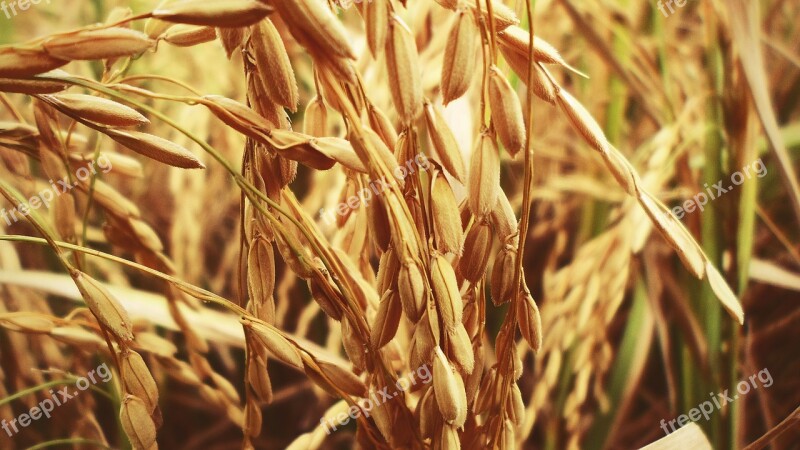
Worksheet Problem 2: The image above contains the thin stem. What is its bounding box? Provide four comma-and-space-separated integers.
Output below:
116, 74, 203, 96
25, 438, 114, 450
484, 0, 499, 63
491, 0, 537, 445
0, 234, 247, 316
0, 380, 70, 407
0, 92, 25, 122
79, 136, 103, 251
0, 376, 113, 407
475, 3, 490, 125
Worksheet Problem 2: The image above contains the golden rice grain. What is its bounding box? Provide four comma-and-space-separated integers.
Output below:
364, 0, 388, 57
460, 220, 493, 282
468, 132, 501, 217
442, 8, 477, 105
491, 189, 518, 240
247, 353, 274, 404
556, 89, 609, 154
162, 25, 218, 47
120, 350, 160, 413
201, 95, 272, 141
303, 95, 328, 137
424, 103, 466, 183
0, 312, 56, 333
50, 326, 107, 350
73, 152, 142, 178
84, 179, 141, 218
368, 104, 399, 150
386, 14, 423, 124
247, 237, 276, 321
308, 273, 345, 321
398, 260, 427, 322
500, 418, 515, 449
449, 323, 475, 375
424, 298, 443, 349
250, 19, 299, 112
244, 319, 303, 369
376, 246, 400, 294
71, 270, 134, 341
471, 0, 519, 31
430, 254, 463, 331
317, 360, 368, 398
0, 47, 67, 78
0, 74, 69, 94
104, 129, 206, 169
54, 193, 76, 242
441, 423, 462, 449
517, 290, 542, 352
433, 346, 467, 427
120, 395, 158, 450
244, 399, 262, 438
273, 227, 314, 279
488, 66, 526, 156
509, 382, 525, 425
44, 28, 154, 61
602, 145, 639, 196
417, 387, 437, 439
371, 289, 401, 349
341, 318, 367, 371
431, 171, 464, 254
127, 218, 164, 253
367, 196, 392, 252
491, 247, 516, 305
497, 25, 585, 76
637, 192, 705, 278
44, 93, 149, 127
217, 27, 245, 58
270, 0, 355, 60
152, 0, 273, 27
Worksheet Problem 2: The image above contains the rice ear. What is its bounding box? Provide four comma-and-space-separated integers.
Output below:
430, 254, 463, 331
370, 289, 402, 349
269, 0, 356, 60
386, 14, 423, 124
425, 103, 466, 183
152, 0, 274, 27
433, 347, 467, 427
43, 28, 154, 61
442, 9, 478, 105
431, 171, 464, 255
71, 270, 134, 342
249, 19, 299, 111
364, 0, 389, 57
44, 93, 149, 127
468, 132, 501, 217
488, 66, 526, 156
0, 47, 67, 78
120, 395, 158, 450
104, 129, 206, 169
